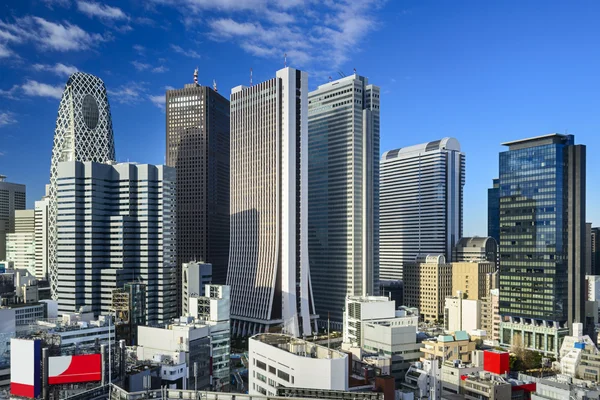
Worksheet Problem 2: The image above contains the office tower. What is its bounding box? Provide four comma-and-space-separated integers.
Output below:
227, 67, 315, 337
307, 74, 380, 324
453, 236, 498, 264
404, 254, 452, 322
0, 175, 26, 260
48, 72, 116, 300
380, 138, 465, 280
587, 223, 593, 275
488, 178, 500, 244
182, 261, 212, 316
452, 261, 496, 300
112, 282, 146, 346
499, 134, 586, 355
592, 227, 600, 275
6, 210, 36, 275
166, 74, 230, 313
55, 161, 176, 325
34, 192, 49, 280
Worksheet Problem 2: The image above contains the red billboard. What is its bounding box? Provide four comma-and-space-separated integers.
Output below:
483, 350, 510, 375
49, 354, 102, 384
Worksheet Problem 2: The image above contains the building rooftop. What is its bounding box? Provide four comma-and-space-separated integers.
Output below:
252, 333, 347, 360
346, 295, 391, 304
455, 236, 496, 249
502, 133, 574, 149
382, 137, 460, 161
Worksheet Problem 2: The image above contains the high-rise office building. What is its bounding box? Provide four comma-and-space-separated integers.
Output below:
404, 254, 452, 323
55, 161, 176, 325
592, 227, 600, 275
48, 72, 116, 300
166, 74, 230, 313
499, 134, 586, 355
307, 74, 380, 324
34, 191, 49, 280
380, 138, 465, 280
227, 67, 316, 337
487, 178, 500, 244
0, 175, 26, 260
6, 210, 36, 275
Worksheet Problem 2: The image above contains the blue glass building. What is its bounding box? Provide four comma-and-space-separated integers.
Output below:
487, 178, 500, 244
498, 134, 586, 355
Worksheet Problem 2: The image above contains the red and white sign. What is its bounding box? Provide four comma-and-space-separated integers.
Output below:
10, 338, 41, 398
49, 354, 102, 384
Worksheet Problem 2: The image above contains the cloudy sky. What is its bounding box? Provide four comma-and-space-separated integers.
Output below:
1, 0, 600, 235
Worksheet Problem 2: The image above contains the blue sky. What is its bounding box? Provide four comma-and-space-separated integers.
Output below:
1, 0, 599, 236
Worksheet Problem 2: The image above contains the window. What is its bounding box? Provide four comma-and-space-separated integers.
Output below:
256, 360, 267, 370
277, 370, 290, 382
269, 366, 276, 374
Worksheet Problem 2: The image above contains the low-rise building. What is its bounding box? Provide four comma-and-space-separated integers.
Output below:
182, 261, 212, 316
420, 331, 476, 366
481, 289, 500, 345
444, 291, 482, 332
249, 333, 349, 396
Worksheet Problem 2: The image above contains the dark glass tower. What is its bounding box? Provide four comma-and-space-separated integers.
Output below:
487, 178, 500, 244
166, 78, 230, 314
592, 227, 600, 275
499, 134, 585, 344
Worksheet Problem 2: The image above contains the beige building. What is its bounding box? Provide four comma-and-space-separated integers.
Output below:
481, 289, 500, 344
452, 261, 496, 300
404, 254, 452, 323
420, 331, 476, 365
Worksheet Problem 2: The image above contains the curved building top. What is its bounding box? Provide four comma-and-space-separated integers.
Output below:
382, 137, 460, 161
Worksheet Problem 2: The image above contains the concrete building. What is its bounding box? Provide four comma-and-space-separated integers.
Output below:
166, 74, 230, 309
404, 254, 452, 322
453, 236, 498, 265
249, 333, 349, 396
380, 138, 465, 280
481, 289, 501, 344
34, 195, 49, 280
343, 295, 399, 347
48, 72, 116, 301
227, 67, 315, 337
444, 291, 482, 333
6, 210, 36, 276
420, 331, 476, 366
182, 261, 212, 316
588, 275, 600, 308
55, 161, 177, 325
0, 175, 26, 260
307, 74, 380, 325
452, 261, 496, 301
499, 134, 587, 353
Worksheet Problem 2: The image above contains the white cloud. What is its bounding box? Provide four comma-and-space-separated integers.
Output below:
152, 66, 169, 73
170, 44, 201, 59
0, 43, 12, 58
21, 80, 64, 99
76, 1, 128, 20
41, 0, 71, 9
108, 82, 147, 104
165, 85, 175, 90
32, 63, 78, 77
133, 44, 145, 54
148, 94, 165, 109
264, 10, 295, 24
0, 112, 16, 127
131, 61, 151, 71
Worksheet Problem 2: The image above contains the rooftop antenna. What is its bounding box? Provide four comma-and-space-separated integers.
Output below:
284, 53, 287, 68
353, 67, 357, 75
250, 68, 253, 87
213, 79, 218, 92
328, 76, 332, 82
193, 67, 198, 86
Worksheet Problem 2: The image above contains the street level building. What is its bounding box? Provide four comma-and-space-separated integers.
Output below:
227, 67, 316, 337
380, 138, 465, 280
307, 74, 380, 324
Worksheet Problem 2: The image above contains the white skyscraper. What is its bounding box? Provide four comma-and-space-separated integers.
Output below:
34, 191, 50, 280
48, 72, 116, 300
55, 161, 176, 325
308, 74, 380, 324
227, 67, 316, 337
380, 138, 465, 280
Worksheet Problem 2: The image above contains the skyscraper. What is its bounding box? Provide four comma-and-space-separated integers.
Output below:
591, 227, 600, 275
307, 74, 380, 324
498, 134, 586, 355
380, 138, 465, 280
55, 161, 176, 325
166, 73, 230, 314
48, 72, 116, 300
6, 210, 35, 275
227, 67, 316, 337
487, 178, 500, 244
0, 175, 26, 260
34, 191, 49, 280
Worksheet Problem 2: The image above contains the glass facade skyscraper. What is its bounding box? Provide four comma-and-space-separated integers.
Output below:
499, 134, 586, 355
487, 178, 500, 244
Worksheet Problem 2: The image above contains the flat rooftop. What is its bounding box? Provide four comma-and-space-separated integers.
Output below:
252, 333, 346, 360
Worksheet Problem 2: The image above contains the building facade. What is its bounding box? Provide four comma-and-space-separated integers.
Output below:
227, 67, 315, 337
55, 161, 176, 325
592, 227, 600, 275
404, 254, 452, 323
380, 138, 465, 280
452, 261, 496, 300
182, 261, 212, 316
307, 74, 380, 324
445, 292, 482, 332
453, 236, 498, 264
166, 78, 230, 311
6, 210, 36, 276
481, 289, 501, 344
34, 195, 49, 280
0, 175, 26, 260
488, 178, 500, 245
499, 134, 586, 354
48, 72, 116, 300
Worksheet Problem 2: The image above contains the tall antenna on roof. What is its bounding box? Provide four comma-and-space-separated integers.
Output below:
193, 67, 198, 86
250, 68, 253, 87
213, 79, 218, 92
284, 53, 287, 68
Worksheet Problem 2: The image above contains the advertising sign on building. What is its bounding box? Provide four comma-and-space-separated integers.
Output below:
49, 354, 102, 384
10, 338, 41, 398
